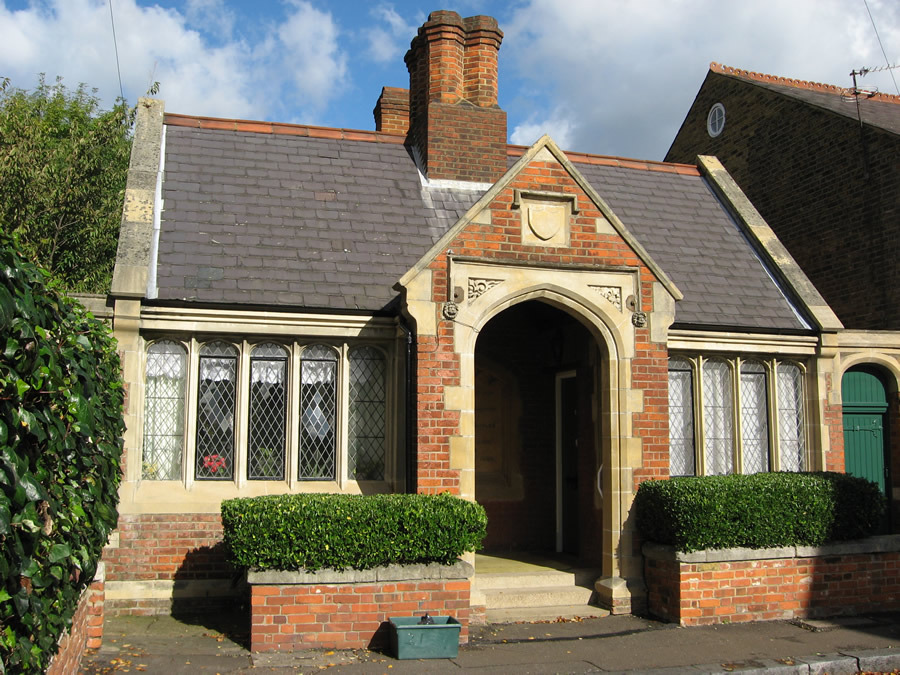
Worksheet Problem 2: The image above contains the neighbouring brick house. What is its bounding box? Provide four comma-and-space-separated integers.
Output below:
102, 12, 895, 619
666, 62, 900, 527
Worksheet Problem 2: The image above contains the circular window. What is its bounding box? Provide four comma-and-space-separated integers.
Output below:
707, 102, 726, 137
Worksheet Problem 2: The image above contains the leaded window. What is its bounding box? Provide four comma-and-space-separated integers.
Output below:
668, 357, 695, 477
349, 346, 387, 480
196, 341, 238, 480
142, 340, 186, 480
740, 361, 769, 474
672, 355, 807, 477
778, 363, 806, 472
703, 359, 734, 475
248, 343, 288, 480
141, 337, 392, 485
299, 344, 338, 480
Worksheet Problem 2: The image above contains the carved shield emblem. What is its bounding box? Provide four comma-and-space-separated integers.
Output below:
528, 205, 563, 241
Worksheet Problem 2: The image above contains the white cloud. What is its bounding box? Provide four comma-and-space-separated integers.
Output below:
510, 109, 575, 149
366, 4, 419, 65
503, 0, 900, 159
185, 0, 236, 41
0, 0, 348, 122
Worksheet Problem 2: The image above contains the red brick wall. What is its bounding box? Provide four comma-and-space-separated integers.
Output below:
666, 70, 900, 329
250, 578, 471, 651
47, 578, 104, 675
645, 544, 900, 625
824, 371, 845, 473
103, 513, 233, 614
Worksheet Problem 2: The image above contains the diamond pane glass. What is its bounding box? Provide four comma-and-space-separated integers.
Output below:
248, 343, 287, 480
778, 363, 806, 472
142, 340, 186, 480
668, 358, 695, 476
740, 362, 769, 474
196, 341, 236, 480
299, 345, 337, 480
349, 346, 386, 481
703, 359, 734, 475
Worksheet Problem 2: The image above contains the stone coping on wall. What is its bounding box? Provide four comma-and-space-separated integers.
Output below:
643, 534, 900, 563
246, 559, 474, 586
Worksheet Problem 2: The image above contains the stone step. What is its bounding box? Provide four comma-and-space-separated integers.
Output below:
472, 569, 581, 591
486, 604, 609, 624
479, 584, 595, 610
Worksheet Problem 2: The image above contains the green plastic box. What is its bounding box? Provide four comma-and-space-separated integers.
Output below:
389, 616, 461, 659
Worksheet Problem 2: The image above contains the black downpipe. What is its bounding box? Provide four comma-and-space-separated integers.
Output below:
401, 320, 417, 494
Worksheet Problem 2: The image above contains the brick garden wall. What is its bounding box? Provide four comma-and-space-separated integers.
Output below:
248, 562, 473, 651
103, 513, 234, 614
46, 575, 105, 675
644, 537, 900, 625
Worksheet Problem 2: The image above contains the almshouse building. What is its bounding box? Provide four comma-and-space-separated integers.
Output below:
102, 11, 898, 618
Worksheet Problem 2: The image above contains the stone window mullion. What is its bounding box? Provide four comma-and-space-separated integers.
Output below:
184, 337, 200, 488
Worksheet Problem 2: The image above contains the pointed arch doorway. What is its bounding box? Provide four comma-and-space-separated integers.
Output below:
474, 300, 603, 564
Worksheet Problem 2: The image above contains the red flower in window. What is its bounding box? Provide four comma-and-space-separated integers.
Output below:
203, 454, 227, 473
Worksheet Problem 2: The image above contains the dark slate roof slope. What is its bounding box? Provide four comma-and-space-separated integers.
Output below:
574, 161, 806, 330
155, 119, 807, 330
712, 63, 900, 136
157, 124, 480, 310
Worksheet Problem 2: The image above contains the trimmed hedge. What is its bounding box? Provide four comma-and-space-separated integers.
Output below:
221, 492, 487, 571
635, 472, 884, 553
0, 233, 125, 673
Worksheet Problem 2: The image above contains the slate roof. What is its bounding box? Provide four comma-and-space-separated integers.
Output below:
154, 116, 808, 331
711, 63, 900, 136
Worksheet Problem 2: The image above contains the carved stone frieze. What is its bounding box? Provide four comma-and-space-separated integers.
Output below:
588, 285, 623, 311
468, 278, 503, 301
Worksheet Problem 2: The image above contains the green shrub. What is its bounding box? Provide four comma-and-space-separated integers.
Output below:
221, 492, 487, 571
634, 472, 884, 553
0, 233, 125, 673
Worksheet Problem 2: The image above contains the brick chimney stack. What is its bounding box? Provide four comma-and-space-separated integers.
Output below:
404, 11, 507, 183
373, 86, 410, 136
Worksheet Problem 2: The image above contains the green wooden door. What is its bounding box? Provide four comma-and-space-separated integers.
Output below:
842, 368, 889, 503
843, 412, 886, 493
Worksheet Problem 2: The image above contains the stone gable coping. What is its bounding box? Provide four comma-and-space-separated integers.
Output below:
711, 61, 900, 105
697, 155, 843, 332
246, 559, 474, 585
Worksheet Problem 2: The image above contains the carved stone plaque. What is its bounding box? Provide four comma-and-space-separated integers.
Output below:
522, 201, 568, 247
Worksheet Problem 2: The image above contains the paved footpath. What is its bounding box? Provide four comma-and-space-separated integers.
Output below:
80, 611, 900, 674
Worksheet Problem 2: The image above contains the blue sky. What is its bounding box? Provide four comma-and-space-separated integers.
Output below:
2, 0, 898, 160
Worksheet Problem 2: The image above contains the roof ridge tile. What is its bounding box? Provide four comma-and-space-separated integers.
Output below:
165, 112, 701, 176
710, 61, 900, 105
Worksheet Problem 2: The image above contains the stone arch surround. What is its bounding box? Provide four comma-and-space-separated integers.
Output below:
402, 260, 673, 612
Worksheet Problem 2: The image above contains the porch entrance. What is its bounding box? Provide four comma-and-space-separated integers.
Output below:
474, 301, 602, 565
